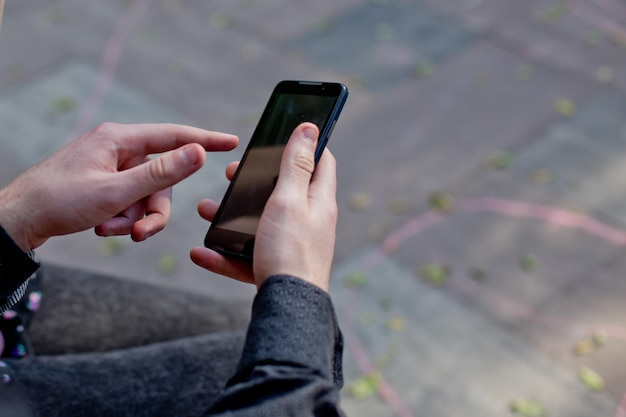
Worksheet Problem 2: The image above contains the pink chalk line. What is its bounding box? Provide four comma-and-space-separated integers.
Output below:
592, 0, 626, 22
349, 196, 626, 415
570, 0, 626, 42
67, 0, 151, 142
616, 392, 626, 417
342, 290, 416, 417
458, 197, 626, 246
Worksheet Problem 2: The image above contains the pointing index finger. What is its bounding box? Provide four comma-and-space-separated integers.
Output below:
100, 123, 239, 156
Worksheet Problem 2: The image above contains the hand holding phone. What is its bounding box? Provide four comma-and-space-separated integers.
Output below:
202, 80, 348, 261
191, 123, 338, 291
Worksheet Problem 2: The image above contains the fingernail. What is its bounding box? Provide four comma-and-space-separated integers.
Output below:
302, 127, 317, 143
180, 145, 199, 166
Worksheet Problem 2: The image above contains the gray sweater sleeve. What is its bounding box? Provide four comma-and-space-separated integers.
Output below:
204, 275, 344, 417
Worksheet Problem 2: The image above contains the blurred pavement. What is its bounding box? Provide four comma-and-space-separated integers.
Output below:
1, 0, 625, 415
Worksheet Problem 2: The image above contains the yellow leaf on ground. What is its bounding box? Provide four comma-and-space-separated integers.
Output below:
579, 367, 605, 391
348, 193, 372, 212
554, 98, 576, 117
347, 372, 381, 400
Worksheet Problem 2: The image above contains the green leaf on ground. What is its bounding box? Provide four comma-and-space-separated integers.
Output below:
510, 398, 547, 416
554, 98, 576, 117
157, 253, 178, 275
489, 151, 513, 169
348, 193, 372, 212
573, 338, 595, 356
386, 317, 407, 332
313, 18, 336, 35
415, 59, 436, 78
585, 31, 602, 47
540, 1, 569, 23
53, 96, 77, 113
345, 272, 368, 289
99, 238, 127, 256
347, 371, 381, 400
592, 330, 607, 347
579, 367, 604, 391
428, 191, 454, 212
574, 331, 607, 356
418, 263, 450, 285
209, 12, 230, 29
520, 253, 537, 272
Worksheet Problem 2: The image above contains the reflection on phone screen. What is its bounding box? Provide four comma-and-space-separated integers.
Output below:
213, 93, 336, 235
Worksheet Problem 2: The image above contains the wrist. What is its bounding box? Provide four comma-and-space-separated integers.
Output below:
0, 217, 31, 252
0, 189, 35, 252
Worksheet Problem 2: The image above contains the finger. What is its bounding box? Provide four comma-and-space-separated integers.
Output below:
98, 122, 239, 155
225, 161, 239, 181
130, 187, 172, 241
95, 201, 145, 236
273, 123, 319, 200
116, 143, 205, 207
190, 247, 255, 284
308, 148, 337, 205
198, 198, 220, 222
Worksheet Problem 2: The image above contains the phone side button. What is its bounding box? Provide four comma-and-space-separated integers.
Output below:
327, 119, 337, 138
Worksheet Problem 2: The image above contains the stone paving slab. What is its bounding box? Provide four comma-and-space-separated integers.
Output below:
332, 40, 593, 260
331, 250, 617, 416
287, 0, 474, 92
209, 0, 363, 41
459, 92, 626, 228
445, 0, 626, 92
522, 253, 626, 402
373, 89, 626, 401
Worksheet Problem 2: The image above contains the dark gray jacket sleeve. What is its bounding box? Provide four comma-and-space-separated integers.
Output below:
204, 275, 344, 417
0, 225, 39, 313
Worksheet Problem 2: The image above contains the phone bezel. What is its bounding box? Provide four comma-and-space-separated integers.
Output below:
203, 80, 348, 261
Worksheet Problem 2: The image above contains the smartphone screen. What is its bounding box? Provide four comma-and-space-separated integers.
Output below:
204, 80, 348, 260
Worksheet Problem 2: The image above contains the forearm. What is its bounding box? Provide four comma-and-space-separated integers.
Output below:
204, 275, 344, 417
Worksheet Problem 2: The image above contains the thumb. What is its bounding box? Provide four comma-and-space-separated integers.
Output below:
273, 123, 319, 198
118, 144, 206, 201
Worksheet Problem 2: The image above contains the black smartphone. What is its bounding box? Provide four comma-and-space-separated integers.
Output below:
204, 80, 349, 260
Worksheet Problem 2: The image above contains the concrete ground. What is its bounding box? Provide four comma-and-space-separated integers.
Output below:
1, 0, 625, 415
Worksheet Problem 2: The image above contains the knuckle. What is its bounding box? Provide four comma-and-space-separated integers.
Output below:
266, 193, 291, 212
91, 122, 120, 136
292, 152, 315, 176
147, 157, 170, 183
